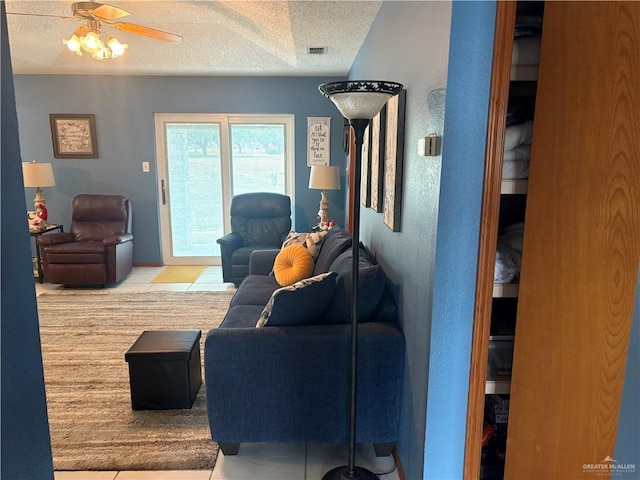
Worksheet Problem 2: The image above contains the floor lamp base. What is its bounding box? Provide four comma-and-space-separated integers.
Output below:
322, 465, 380, 480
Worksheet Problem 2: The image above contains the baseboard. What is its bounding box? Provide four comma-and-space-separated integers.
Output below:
133, 262, 164, 267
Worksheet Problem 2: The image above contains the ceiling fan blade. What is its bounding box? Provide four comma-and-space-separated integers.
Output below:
91, 3, 129, 21
110, 22, 183, 43
6, 12, 78, 21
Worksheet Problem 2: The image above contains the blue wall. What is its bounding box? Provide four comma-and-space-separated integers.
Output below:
426, 2, 496, 478
351, 1, 496, 478
1, 4, 54, 479
348, 2, 452, 479
13, 75, 347, 264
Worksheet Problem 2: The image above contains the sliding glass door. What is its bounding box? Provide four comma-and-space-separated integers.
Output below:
154, 114, 294, 265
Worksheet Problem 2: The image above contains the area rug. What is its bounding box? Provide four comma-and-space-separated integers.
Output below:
37, 290, 235, 471
151, 266, 207, 283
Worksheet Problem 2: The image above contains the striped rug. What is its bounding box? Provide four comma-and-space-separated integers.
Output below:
37, 290, 235, 471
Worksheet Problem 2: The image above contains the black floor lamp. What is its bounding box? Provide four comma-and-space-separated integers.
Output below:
318, 80, 403, 480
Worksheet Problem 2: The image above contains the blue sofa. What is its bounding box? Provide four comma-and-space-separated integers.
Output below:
204, 227, 405, 456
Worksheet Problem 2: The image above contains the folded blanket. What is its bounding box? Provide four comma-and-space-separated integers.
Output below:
502, 159, 529, 180
515, 15, 543, 38
494, 222, 525, 283
495, 244, 518, 284
501, 222, 525, 252
512, 37, 541, 66
504, 121, 533, 151
504, 144, 531, 162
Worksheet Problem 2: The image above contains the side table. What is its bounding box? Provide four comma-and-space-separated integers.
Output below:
30, 224, 63, 283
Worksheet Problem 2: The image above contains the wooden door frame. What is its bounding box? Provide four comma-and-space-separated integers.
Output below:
463, 2, 516, 478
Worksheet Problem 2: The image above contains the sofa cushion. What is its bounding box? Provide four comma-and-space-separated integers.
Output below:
281, 230, 328, 261
220, 305, 266, 328
323, 247, 386, 324
313, 226, 352, 275
273, 244, 314, 286
256, 272, 338, 327
230, 275, 280, 307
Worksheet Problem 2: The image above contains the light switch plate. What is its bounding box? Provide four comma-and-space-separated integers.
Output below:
142, 162, 150, 172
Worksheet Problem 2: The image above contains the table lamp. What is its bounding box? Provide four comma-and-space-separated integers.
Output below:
318, 80, 403, 480
308, 165, 340, 228
22, 160, 56, 230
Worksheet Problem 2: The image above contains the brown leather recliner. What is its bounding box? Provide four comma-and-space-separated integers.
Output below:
37, 194, 133, 286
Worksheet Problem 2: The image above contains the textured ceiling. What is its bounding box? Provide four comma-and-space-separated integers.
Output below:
5, 0, 381, 76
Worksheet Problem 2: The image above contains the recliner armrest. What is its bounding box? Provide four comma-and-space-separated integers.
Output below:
249, 249, 280, 276
103, 233, 133, 246
36, 232, 75, 247
217, 232, 243, 250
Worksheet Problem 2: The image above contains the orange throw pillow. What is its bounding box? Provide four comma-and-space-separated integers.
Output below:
273, 244, 314, 286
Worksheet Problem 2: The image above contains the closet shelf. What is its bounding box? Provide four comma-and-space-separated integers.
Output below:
493, 283, 519, 298
485, 376, 511, 394
501, 179, 528, 194
510, 65, 538, 81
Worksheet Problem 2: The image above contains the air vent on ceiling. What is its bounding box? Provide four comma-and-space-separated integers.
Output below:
307, 46, 328, 55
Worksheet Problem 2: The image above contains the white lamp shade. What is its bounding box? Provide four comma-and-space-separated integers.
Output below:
22, 161, 56, 187
318, 80, 404, 120
327, 92, 395, 120
309, 165, 340, 190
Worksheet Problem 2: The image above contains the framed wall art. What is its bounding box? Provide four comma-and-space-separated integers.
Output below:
370, 107, 386, 213
383, 89, 406, 232
360, 122, 372, 207
50, 114, 98, 159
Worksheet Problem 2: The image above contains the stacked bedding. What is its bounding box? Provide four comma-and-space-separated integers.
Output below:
494, 222, 524, 284
503, 120, 533, 179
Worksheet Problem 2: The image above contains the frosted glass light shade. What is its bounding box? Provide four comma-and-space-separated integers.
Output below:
318, 81, 403, 120
22, 161, 56, 187
309, 165, 340, 190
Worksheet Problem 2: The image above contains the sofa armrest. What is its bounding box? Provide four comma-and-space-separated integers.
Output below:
249, 249, 280, 276
204, 321, 405, 445
103, 232, 133, 246
36, 232, 75, 247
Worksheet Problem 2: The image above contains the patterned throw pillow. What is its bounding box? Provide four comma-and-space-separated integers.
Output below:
256, 271, 338, 327
281, 230, 328, 261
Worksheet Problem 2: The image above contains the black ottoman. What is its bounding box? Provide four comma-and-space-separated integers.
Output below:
125, 329, 202, 410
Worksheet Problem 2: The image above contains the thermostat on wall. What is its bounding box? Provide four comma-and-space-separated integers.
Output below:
417, 133, 438, 156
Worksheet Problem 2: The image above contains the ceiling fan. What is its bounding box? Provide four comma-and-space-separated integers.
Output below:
8, 2, 182, 60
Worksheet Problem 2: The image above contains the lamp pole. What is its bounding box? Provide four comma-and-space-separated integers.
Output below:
319, 81, 402, 480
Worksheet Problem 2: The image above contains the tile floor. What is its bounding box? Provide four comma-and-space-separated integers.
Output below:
36, 266, 401, 480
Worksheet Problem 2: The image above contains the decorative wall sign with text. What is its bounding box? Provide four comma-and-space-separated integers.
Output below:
307, 117, 331, 166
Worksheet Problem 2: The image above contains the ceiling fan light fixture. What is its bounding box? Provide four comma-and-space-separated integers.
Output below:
107, 37, 127, 57
83, 31, 101, 50
63, 34, 83, 54
62, 26, 127, 61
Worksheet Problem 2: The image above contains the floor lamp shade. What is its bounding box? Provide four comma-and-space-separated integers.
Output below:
318, 81, 402, 480
309, 165, 340, 226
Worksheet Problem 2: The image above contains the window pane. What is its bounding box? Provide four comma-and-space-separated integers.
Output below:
230, 124, 286, 196
166, 123, 222, 257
